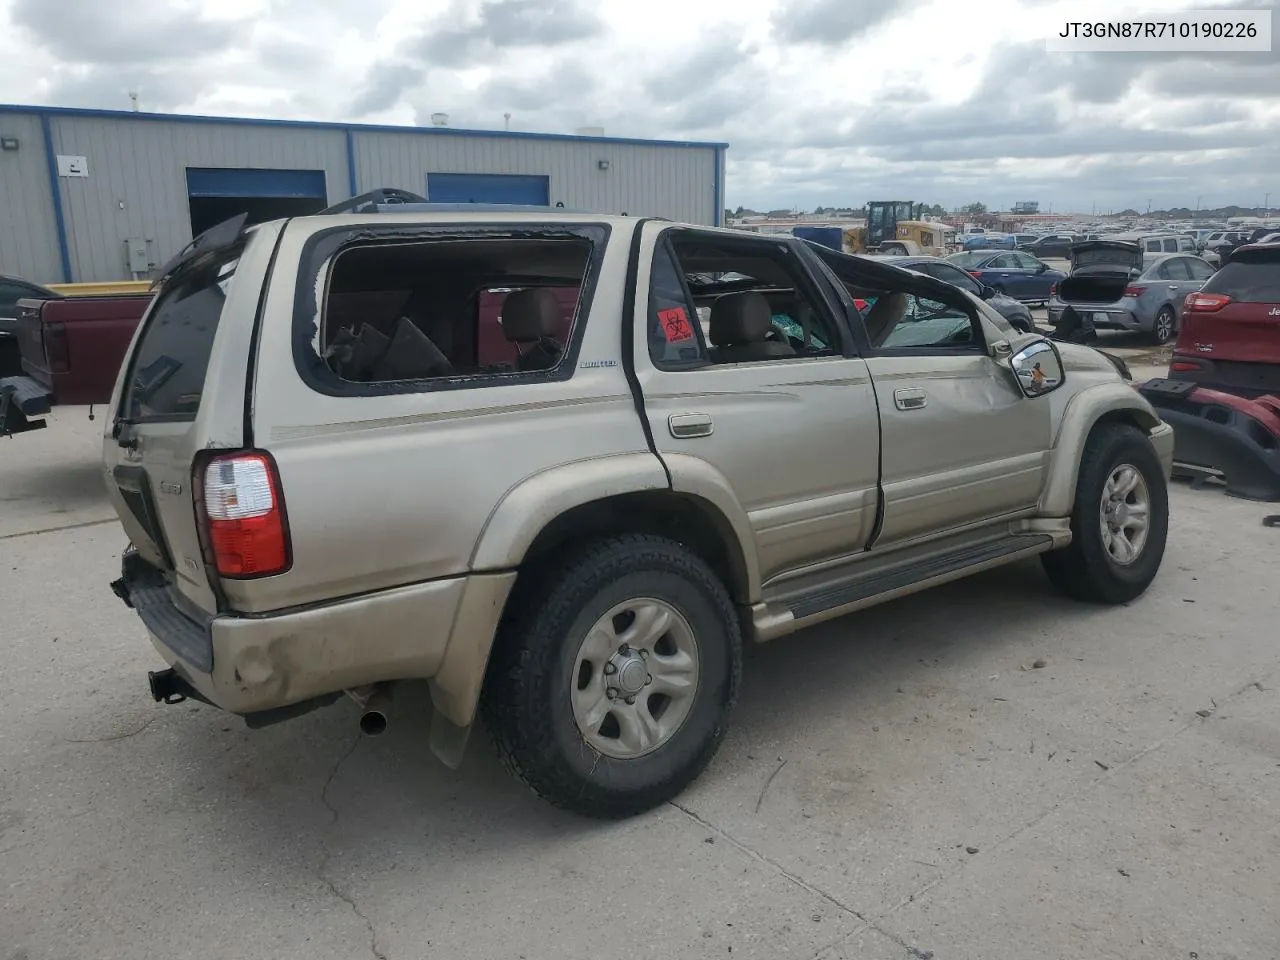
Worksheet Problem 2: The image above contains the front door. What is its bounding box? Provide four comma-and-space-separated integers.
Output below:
632, 225, 881, 583
858, 292, 1052, 547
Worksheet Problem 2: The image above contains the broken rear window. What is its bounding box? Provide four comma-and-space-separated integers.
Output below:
317, 235, 594, 385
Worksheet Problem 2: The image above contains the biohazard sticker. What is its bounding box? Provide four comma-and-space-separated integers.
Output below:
658, 306, 694, 343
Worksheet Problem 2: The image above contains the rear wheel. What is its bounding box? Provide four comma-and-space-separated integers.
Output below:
1151, 306, 1176, 345
482, 534, 742, 818
1042, 423, 1168, 604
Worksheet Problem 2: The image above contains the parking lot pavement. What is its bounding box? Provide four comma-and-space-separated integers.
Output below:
3, 407, 1279, 960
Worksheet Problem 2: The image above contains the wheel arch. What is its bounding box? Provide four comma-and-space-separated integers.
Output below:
429, 457, 756, 736
1040, 385, 1164, 516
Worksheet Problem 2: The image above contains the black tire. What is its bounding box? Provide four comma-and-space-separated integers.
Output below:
1151, 306, 1176, 345
1041, 423, 1169, 604
481, 534, 742, 818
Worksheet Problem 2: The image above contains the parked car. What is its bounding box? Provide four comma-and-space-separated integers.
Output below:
947, 250, 1065, 303
879, 254, 1034, 331
1201, 231, 1250, 266
105, 196, 1173, 818
0, 275, 63, 378
0, 292, 152, 434
1011, 233, 1040, 248
1108, 232, 1199, 268
1169, 243, 1280, 397
960, 232, 996, 250
1020, 234, 1079, 259
1048, 245, 1215, 345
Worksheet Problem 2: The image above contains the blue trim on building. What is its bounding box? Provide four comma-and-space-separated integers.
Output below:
426, 172, 550, 205
186, 167, 328, 198
713, 147, 725, 226
0, 103, 729, 151
344, 128, 358, 197
38, 112, 73, 283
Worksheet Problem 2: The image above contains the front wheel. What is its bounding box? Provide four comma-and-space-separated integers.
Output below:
481, 534, 742, 818
1151, 306, 1176, 345
1041, 423, 1169, 604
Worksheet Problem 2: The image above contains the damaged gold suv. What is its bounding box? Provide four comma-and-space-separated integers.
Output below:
104, 192, 1174, 818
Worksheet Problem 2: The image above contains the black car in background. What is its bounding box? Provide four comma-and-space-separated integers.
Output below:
0, 274, 63, 377
879, 255, 1035, 332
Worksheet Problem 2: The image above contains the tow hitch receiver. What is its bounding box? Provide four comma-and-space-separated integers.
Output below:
148, 668, 209, 706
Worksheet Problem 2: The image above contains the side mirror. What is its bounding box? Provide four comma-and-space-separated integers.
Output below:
1009, 338, 1064, 398
1036, 263, 1048, 273
979, 284, 996, 300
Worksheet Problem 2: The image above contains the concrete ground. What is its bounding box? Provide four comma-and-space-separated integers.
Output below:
3, 394, 1278, 960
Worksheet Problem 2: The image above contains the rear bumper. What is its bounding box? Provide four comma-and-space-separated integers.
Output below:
1138, 379, 1280, 501
0, 375, 52, 434
1047, 304, 1142, 330
112, 551, 516, 719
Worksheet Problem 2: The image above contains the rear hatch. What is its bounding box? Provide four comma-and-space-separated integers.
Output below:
103, 214, 280, 619
1059, 240, 1142, 305
1176, 246, 1280, 382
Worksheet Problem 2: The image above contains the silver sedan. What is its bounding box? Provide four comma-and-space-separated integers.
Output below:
1047, 253, 1216, 345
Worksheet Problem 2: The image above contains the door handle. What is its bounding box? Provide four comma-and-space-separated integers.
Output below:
669, 413, 713, 438
894, 388, 927, 411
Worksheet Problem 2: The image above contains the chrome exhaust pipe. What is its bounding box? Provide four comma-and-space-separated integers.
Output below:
355, 684, 392, 736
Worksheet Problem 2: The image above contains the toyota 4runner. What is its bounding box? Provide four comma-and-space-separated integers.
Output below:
104, 194, 1175, 818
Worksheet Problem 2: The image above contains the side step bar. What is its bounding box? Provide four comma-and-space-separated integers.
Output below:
752, 533, 1055, 642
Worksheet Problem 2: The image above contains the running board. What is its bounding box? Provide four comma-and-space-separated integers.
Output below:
751, 533, 1054, 642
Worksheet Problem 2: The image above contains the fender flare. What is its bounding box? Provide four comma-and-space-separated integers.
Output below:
468, 452, 670, 571
430, 452, 759, 733
1040, 382, 1162, 516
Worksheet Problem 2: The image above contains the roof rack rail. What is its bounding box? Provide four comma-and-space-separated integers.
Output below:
320, 188, 428, 214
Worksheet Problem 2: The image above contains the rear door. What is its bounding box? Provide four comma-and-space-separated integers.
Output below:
983, 253, 1021, 295
633, 225, 881, 583
103, 220, 282, 615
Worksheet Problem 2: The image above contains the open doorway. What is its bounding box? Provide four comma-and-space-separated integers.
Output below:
186, 167, 328, 236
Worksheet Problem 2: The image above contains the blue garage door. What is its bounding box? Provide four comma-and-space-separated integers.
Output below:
186, 168, 328, 198
427, 172, 550, 205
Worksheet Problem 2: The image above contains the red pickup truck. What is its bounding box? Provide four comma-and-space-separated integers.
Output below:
0, 294, 151, 434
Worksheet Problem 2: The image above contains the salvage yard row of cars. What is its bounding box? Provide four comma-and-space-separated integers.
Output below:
2, 194, 1278, 819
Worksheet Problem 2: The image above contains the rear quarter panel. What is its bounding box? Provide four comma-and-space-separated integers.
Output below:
241, 218, 655, 614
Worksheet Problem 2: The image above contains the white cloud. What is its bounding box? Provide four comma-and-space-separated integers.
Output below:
0, 0, 1275, 212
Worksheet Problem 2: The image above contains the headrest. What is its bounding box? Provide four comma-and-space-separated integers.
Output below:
709, 292, 773, 346
502, 288, 561, 342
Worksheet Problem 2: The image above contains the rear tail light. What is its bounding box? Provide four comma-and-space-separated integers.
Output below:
1122, 286, 1146, 298
968, 272, 983, 280
1170, 361, 1202, 372
853, 298, 868, 311
1184, 292, 1232, 313
200, 452, 290, 578
1049, 283, 1058, 297
43, 321, 69, 373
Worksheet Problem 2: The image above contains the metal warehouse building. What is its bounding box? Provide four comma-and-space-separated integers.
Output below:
0, 104, 727, 284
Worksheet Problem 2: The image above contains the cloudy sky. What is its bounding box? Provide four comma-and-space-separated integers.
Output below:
0, 0, 1276, 213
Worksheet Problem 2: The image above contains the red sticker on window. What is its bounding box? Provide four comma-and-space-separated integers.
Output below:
658, 306, 694, 343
